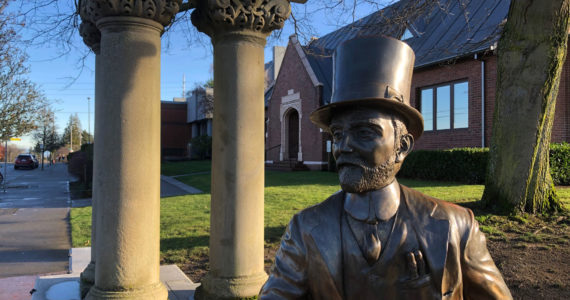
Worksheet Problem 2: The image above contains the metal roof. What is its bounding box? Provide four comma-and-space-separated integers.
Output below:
301, 0, 509, 104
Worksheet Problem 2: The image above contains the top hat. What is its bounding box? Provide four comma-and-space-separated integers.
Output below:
310, 35, 424, 139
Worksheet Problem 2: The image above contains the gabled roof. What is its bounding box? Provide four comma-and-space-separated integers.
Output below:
308, 0, 508, 67
296, 0, 509, 105
302, 46, 333, 106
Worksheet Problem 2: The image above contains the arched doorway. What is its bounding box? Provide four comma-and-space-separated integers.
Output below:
287, 109, 299, 159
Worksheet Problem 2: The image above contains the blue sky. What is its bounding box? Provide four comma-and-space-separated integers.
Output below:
9, 1, 385, 149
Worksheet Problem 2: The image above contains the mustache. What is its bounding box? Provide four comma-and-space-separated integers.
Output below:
335, 156, 367, 169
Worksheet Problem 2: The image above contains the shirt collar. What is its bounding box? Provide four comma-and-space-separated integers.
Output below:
344, 180, 401, 223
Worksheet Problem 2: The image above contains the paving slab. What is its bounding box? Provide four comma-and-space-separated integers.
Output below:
0, 275, 37, 300
31, 247, 199, 300
160, 175, 203, 196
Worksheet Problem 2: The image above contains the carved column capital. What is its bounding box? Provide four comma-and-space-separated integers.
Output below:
79, 0, 182, 28
191, 0, 291, 40
79, 21, 101, 54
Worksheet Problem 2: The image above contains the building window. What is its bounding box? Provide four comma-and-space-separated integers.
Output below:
420, 81, 469, 131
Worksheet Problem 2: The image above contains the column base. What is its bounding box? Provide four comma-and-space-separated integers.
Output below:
85, 281, 167, 300
80, 261, 96, 299
196, 271, 268, 300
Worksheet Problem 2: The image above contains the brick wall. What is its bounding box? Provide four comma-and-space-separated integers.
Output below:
412, 54, 569, 150
266, 41, 326, 168
161, 102, 191, 158
267, 48, 570, 160
411, 57, 486, 150
552, 54, 570, 143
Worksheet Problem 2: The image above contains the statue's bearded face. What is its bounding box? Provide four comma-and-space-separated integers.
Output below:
330, 108, 399, 193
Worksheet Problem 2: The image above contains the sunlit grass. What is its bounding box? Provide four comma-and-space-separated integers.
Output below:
70, 167, 570, 270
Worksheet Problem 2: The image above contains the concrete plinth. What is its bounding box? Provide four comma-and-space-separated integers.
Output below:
31, 248, 198, 300
85, 16, 166, 300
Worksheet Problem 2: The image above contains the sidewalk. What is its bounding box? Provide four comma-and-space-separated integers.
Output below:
0, 173, 203, 299
0, 247, 199, 300
160, 175, 203, 196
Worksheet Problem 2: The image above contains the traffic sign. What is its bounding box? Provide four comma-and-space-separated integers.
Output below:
10, 137, 21, 141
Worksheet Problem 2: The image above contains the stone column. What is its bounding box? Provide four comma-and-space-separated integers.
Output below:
77, 19, 100, 299
79, 1, 181, 299
191, 1, 292, 298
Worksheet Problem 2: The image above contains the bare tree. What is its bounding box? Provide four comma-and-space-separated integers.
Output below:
482, 0, 569, 214
0, 0, 48, 141
187, 81, 214, 117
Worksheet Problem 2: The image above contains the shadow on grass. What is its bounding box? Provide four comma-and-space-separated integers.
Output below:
160, 227, 288, 253
455, 200, 517, 218
161, 235, 209, 251
265, 225, 287, 243
265, 170, 339, 188
398, 177, 478, 188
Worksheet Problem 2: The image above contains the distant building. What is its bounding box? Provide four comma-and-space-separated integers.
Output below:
265, 0, 569, 170
161, 99, 191, 160
187, 87, 213, 139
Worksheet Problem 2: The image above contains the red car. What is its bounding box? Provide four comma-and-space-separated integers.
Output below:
14, 154, 39, 170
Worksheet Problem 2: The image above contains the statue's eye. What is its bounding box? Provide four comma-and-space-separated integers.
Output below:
356, 128, 374, 139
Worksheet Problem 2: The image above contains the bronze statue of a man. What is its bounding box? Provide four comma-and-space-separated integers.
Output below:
260, 36, 512, 300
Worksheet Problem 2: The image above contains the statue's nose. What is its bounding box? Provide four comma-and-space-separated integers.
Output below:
338, 135, 354, 153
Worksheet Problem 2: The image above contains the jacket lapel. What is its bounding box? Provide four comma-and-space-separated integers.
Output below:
402, 185, 450, 296
309, 192, 345, 299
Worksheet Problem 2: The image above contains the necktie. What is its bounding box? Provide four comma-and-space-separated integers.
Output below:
363, 221, 382, 265
347, 216, 382, 265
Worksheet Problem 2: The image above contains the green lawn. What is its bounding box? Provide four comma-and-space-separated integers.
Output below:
70, 160, 570, 268
72, 166, 544, 267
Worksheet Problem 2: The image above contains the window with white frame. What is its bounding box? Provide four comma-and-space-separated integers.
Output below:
420, 81, 469, 131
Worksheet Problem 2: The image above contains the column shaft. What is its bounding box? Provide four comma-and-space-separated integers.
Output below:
200, 33, 267, 298
86, 16, 166, 300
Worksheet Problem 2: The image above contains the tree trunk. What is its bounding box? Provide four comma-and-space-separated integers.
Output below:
483, 0, 569, 213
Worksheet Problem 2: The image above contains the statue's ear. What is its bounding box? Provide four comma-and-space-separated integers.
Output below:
395, 133, 414, 163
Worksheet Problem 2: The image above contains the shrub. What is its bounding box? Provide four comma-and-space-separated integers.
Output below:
190, 136, 212, 160
398, 144, 570, 185
399, 148, 488, 184
68, 143, 94, 197
550, 142, 570, 185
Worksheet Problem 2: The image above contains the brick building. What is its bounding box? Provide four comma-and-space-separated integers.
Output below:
265, 0, 570, 170
161, 100, 191, 159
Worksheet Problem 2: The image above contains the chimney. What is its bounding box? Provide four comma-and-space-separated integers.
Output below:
272, 46, 286, 81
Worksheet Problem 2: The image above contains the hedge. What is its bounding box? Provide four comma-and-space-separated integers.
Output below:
398, 143, 569, 185
550, 142, 570, 185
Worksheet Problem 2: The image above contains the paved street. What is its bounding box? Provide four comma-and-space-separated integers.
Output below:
0, 163, 72, 278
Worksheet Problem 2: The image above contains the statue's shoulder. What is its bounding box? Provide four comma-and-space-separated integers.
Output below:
291, 190, 344, 230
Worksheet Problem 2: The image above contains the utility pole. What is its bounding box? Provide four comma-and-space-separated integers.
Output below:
87, 97, 92, 144
182, 74, 186, 98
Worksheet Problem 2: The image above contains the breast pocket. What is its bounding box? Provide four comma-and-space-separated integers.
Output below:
399, 274, 441, 300
398, 250, 441, 300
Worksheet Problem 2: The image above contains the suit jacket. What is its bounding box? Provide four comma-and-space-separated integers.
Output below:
260, 185, 512, 300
